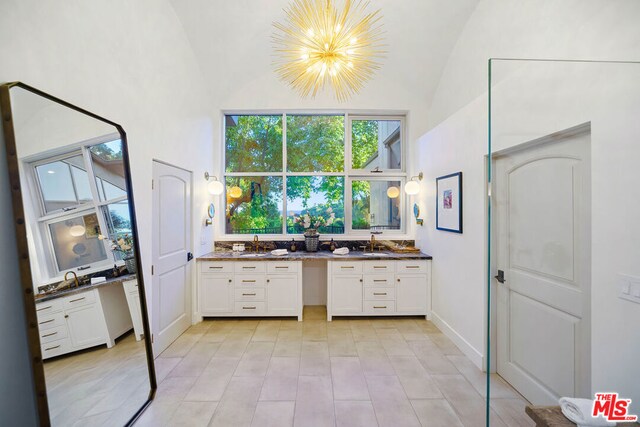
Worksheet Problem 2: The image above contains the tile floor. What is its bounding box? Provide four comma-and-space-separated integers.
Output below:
137, 306, 534, 427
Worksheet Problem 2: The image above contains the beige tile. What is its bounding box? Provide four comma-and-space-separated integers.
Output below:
335, 401, 378, 427
303, 305, 327, 320
294, 376, 335, 427
155, 376, 198, 403
251, 401, 295, 427
234, 342, 274, 377
299, 341, 331, 376
328, 337, 358, 356
490, 398, 535, 427
380, 337, 414, 356
447, 396, 508, 427
273, 340, 302, 357
209, 376, 263, 427
408, 340, 459, 374
410, 399, 464, 426
252, 320, 281, 342
389, 356, 443, 399
331, 357, 370, 400
134, 399, 180, 427
260, 357, 300, 401
167, 401, 218, 427
185, 357, 240, 401
447, 355, 519, 399
215, 336, 251, 357
430, 332, 464, 355
159, 332, 202, 358
169, 342, 220, 378
366, 375, 421, 427
432, 374, 482, 401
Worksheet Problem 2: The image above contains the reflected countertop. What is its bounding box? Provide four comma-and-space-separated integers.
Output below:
35, 273, 138, 303
197, 250, 432, 261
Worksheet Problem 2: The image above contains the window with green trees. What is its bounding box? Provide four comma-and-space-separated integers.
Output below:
224, 114, 405, 235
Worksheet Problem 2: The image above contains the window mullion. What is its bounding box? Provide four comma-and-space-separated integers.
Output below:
282, 113, 287, 235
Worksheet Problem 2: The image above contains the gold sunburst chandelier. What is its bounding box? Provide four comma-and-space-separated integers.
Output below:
273, 0, 384, 101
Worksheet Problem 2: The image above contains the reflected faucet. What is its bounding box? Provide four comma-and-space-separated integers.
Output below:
253, 235, 260, 253
64, 271, 79, 288
370, 234, 376, 252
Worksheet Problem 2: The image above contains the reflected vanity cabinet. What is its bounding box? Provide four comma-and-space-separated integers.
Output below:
35, 284, 133, 359
123, 279, 144, 341
198, 261, 303, 321
327, 259, 431, 321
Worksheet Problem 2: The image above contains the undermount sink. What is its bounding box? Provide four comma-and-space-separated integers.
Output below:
240, 253, 267, 257
362, 252, 389, 256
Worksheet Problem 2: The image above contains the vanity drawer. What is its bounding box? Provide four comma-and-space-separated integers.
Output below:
364, 301, 395, 313
63, 290, 96, 309
364, 288, 395, 301
234, 301, 266, 314
35, 299, 63, 317
41, 339, 70, 359
363, 275, 395, 287
37, 312, 65, 331
235, 274, 266, 287
267, 262, 298, 274
397, 260, 427, 273
234, 288, 266, 301
363, 261, 395, 274
39, 325, 68, 344
235, 262, 266, 273
200, 262, 234, 274
332, 261, 363, 274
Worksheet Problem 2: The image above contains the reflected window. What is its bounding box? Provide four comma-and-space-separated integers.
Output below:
48, 213, 108, 271
352, 180, 402, 232
35, 154, 93, 213
90, 140, 127, 201
286, 176, 344, 234
225, 176, 283, 234
351, 119, 402, 171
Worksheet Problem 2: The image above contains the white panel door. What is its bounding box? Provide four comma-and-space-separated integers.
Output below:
331, 275, 363, 314
201, 275, 233, 314
152, 161, 192, 356
266, 275, 298, 315
495, 128, 591, 405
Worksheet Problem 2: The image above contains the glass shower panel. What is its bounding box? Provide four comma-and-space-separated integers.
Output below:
487, 60, 640, 425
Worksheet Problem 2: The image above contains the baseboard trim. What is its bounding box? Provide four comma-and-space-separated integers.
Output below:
431, 310, 484, 370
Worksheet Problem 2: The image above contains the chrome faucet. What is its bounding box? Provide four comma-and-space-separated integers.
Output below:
64, 271, 80, 288
253, 235, 260, 253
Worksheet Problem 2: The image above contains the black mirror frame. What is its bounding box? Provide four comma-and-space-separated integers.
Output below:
0, 82, 156, 426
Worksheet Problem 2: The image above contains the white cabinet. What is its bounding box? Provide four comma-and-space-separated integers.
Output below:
396, 275, 427, 313
201, 275, 233, 314
35, 282, 133, 359
328, 259, 431, 320
198, 260, 302, 320
266, 275, 299, 316
331, 275, 363, 314
123, 279, 144, 341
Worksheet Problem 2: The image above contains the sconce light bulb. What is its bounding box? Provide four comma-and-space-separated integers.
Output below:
229, 186, 243, 199
404, 180, 420, 196
208, 180, 224, 195
386, 186, 400, 199
69, 224, 86, 237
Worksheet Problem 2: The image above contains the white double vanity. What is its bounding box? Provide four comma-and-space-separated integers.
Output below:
197, 252, 432, 321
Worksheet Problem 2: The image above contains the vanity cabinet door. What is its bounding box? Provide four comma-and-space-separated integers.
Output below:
396, 275, 427, 313
65, 304, 106, 348
331, 275, 363, 314
201, 275, 233, 314
266, 275, 298, 316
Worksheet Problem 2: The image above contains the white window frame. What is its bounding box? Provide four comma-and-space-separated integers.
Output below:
25, 133, 128, 280
219, 111, 409, 240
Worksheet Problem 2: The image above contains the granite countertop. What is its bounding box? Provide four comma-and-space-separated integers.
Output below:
197, 250, 432, 261
35, 273, 138, 303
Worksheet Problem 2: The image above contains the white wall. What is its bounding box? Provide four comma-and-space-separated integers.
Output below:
0, 0, 215, 349
416, 0, 640, 406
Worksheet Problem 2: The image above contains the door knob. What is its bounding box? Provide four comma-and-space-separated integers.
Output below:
494, 270, 506, 284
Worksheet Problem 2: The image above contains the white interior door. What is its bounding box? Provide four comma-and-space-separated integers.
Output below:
152, 161, 192, 356
495, 126, 591, 405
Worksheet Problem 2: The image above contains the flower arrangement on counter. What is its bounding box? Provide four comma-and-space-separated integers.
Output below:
293, 207, 336, 236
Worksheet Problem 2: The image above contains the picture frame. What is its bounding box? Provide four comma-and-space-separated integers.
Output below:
436, 172, 463, 233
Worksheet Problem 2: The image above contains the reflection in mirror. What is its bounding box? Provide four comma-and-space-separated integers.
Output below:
5, 84, 154, 426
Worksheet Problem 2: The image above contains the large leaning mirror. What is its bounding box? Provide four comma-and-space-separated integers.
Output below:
0, 82, 155, 426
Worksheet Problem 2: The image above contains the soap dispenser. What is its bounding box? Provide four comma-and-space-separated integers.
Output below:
290, 239, 297, 252
329, 238, 336, 251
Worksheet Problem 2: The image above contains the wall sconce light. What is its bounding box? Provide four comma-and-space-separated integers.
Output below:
386, 186, 400, 199
404, 172, 423, 195
205, 172, 224, 195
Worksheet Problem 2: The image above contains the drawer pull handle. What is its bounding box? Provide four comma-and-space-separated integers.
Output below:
37, 305, 52, 311
373, 306, 387, 309
373, 279, 387, 282
340, 266, 354, 269
406, 266, 420, 269
373, 292, 387, 296
275, 266, 288, 269
39, 319, 55, 325
242, 267, 256, 270
42, 332, 58, 338
69, 297, 85, 303
209, 266, 223, 269
45, 345, 61, 351
373, 266, 387, 269
242, 293, 256, 296
243, 306, 257, 310
242, 280, 256, 283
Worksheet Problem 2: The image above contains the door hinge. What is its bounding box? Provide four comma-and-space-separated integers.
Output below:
152, 179, 154, 190
151, 265, 154, 275
151, 334, 154, 344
